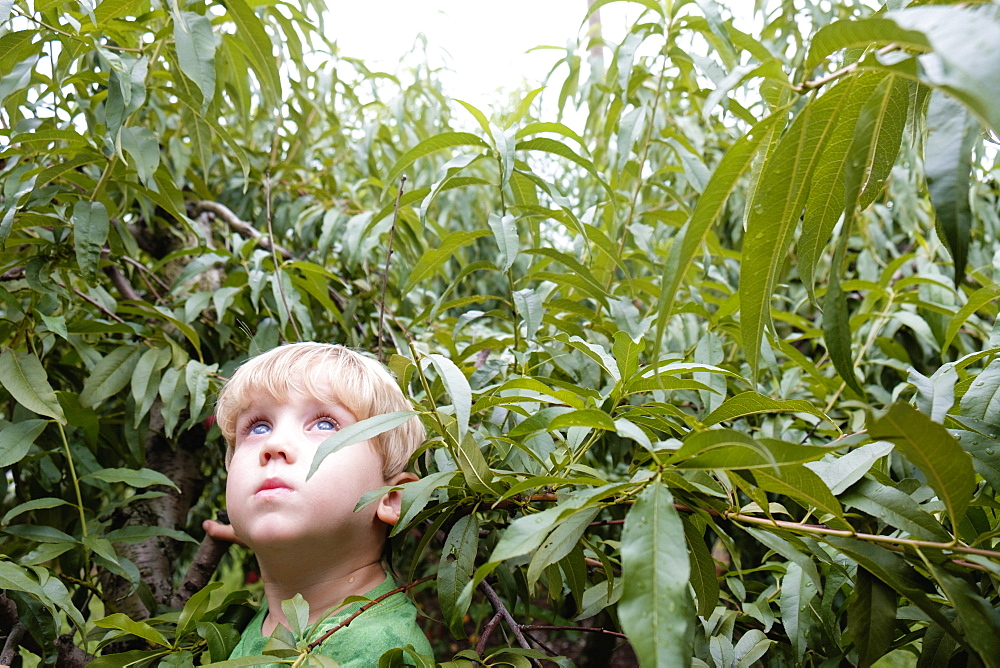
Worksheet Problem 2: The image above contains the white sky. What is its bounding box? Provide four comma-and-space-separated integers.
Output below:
325, 0, 647, 109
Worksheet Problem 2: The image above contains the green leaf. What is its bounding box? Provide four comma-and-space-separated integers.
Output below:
701, 391, 834, 429
4, 524, 77, 543
487, 212, 519, 272
219, 0, 280, 105
173, 10, 218, 109
103, 525, 199, 544
515, 137, 611, 195
386, 132, 489, 188
72, 200, 112, 283
841, 478, 951, 542
868, 403, 975, 533
549, 409, 616, 432
426, 354, 471, 445
0, 418, 48, 468
683, 516, 720, 617
0, 350, 66, 423
926, 561, 1000, 665
804, 17, 929, 75
120, 126, 161, 187
889, 4, 1000, 133
740, 77, 857, 380
804, 441, 893, 495
403, 229, 491, 293
780, 561, 819, 661
307, 411, 418, 479
526, 507, 599, 588
822, 248, 863, 396
94, 612, 171, 648
619, 482, 693, 668
454, 433, 497, 496
281, 593, 309, 638
849, 568, 898, 668
439, 514, 479, 636
908, 365, 956, 424
83, 467, 180, 491
1, 496, 69, 524
752, 464, 847, 526
197, 621, 241, 663
943, 285, 1000, 352
80, 345, 142, 407
924, 90, 979, 284
959, 358, 1000, 429
672, 430, 837, 470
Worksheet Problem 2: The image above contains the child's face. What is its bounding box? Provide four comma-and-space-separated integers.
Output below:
225, 390, 388, 551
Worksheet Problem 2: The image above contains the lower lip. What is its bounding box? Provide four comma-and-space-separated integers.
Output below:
255, 487, 294, 499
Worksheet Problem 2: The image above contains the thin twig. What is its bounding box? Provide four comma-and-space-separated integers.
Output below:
521, 624, 628, 640
478, 580, 534, 654
306, 576, 435, 651
58, 283, 127, 324
264, 174, 302, 342
794, 43, 901, 92
725, 512, 1000, 560
191, 200, 293, 259
378, 175, 406, 363
476, 611, 504, 656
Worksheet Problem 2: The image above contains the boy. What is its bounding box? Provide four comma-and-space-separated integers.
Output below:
206, 342, 432, 664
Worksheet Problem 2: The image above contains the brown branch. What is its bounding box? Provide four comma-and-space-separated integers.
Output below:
0, 621, 26, 666
263, 174, 301, 341
478, 580, 534, 654
60, 283, 127, 324
0, 592, 94, 668
190, 200, 293, 260
476, 611, 504, 656
1, 267, 25, 281
103, 265, 140, 301
169, 516, 233, 608
522, 624, 627, 640
306, 576, 435, 651
378, 176, 406, 362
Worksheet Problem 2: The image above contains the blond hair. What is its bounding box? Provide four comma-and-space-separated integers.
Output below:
215, 343, 424, 478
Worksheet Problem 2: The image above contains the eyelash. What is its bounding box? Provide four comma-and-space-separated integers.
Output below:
238, 414, 340, 435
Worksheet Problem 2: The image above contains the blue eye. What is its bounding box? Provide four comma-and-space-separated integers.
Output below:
315, 419, 338, 431
250, 423, 270, 435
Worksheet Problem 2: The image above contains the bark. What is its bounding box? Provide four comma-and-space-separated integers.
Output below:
98, 404, 206, 618
0, 592, 94, 668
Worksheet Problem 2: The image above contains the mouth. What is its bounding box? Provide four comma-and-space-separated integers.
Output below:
255, 477, 294, 497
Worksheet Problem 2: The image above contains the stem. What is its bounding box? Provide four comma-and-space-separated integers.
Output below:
521, 624, 628, 640
57, 422, 88, 539
479, 580, 534, 654
795, 44, 901, 93
725, 512, 1000, 560
378, 176, 406, 362
476, 612, 504, 656
265, 172, 302, 341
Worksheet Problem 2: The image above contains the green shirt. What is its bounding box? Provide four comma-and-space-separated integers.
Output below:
228, 576, 433, 666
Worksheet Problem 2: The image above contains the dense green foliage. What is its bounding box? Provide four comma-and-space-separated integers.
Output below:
2, 0, 1000, 666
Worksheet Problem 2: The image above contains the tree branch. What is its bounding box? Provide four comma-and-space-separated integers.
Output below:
170, 512, 233, 608
478, 580, 534, 654
190, 200, 293, 260
0, 621, 27, 666
103, 265, 140, 301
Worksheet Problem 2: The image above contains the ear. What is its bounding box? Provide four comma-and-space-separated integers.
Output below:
375, 472, 418, 526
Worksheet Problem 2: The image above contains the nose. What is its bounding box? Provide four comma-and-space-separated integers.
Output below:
259, 428, 297, 465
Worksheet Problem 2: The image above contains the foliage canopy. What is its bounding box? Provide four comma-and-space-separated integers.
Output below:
2, 0, 1000, 666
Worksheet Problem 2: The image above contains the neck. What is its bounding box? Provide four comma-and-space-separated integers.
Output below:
255, 548, 387, 636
